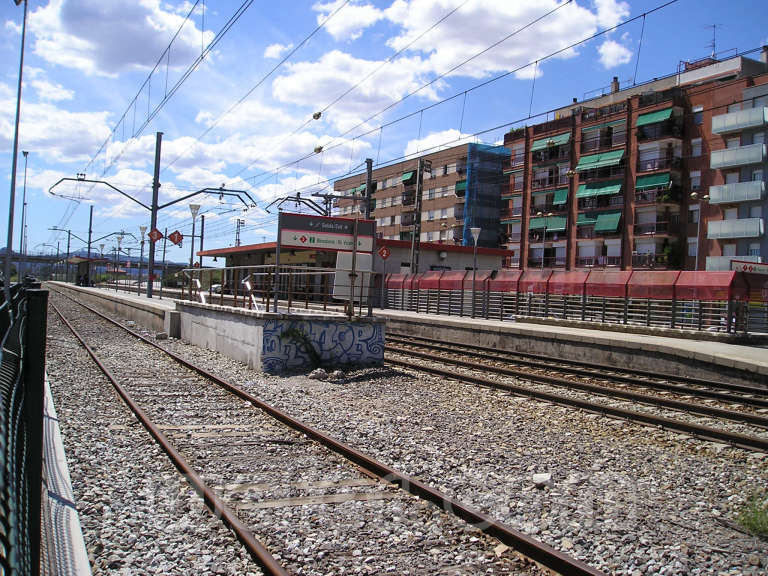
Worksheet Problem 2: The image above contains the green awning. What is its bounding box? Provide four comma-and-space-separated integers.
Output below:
356, 184, 366, 192
635, 172, 671, 191
575, 149, 624, 171
594, 211, 622, 233
552, 188, 568, 205
529, 215, 566, 232
401, 171, 416, 183
636, 108, 673, 127
577, 213, 598, 226
455, 180, 467, 192
500, 217, 521, 224
530, 132, 571, 152
581, 119, 625, 132
503, 168, 524, 175
576, 180, 623, 198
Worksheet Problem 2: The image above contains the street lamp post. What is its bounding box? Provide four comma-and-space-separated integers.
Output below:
189, 204, 201, 267
470, 226, 481, 318
115, 234, 123, 291
138, 225, 147, 295
690, 192, 709, 270
4, 0, 28, 303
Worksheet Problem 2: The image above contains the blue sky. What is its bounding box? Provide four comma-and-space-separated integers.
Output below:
2, 0, 768, 263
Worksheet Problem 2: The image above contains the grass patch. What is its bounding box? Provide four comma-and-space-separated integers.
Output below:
737, 493, 768, 538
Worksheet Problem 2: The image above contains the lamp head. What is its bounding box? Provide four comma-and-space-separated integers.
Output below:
189, 203, 201, 218
139, 225, 147, 237
470, 226, 481, 243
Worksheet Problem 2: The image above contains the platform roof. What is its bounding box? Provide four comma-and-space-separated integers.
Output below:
675, 271, 748, 301
628, 270, 681, 299
548, 270, 590, 296
519, 270, 552, 294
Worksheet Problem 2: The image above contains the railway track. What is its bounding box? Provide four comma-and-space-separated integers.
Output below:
385, 335, 768, 453
47, 289, 603, 576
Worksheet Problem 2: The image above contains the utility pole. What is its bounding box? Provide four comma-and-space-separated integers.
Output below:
87, 204, 93, 284
146, 131, 162, 298
235, 219, 245, 246
364, 158, 373, 220
409, 158, 430, 274
19, 150, 28, 279
65, 230, 71, 283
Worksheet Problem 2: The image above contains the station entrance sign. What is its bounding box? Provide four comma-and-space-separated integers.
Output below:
278, 212, 375, 253
730, 260, 768, 274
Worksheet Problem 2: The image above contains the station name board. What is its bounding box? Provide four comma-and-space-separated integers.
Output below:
278, 212, 376, 253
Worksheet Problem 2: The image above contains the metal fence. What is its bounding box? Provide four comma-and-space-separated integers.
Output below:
1, 281, 48, 575
383, 284, 765, 334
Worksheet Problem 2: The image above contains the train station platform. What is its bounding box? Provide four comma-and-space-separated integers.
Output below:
378, 309, 768, 388
48, 283, 768, 388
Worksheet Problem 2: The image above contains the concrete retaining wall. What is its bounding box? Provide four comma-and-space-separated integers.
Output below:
177, 302, 385, 372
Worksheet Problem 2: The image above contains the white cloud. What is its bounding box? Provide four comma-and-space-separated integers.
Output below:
597, 39, 632, 68
593, 0, 631, 28
313, 0, 384, 41
29, 0, 214, 76
264, 43, 293, 59
403, 129, 474, 158
25, 67, 74, 101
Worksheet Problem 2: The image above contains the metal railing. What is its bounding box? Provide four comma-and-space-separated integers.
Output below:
1, 280, 48, 576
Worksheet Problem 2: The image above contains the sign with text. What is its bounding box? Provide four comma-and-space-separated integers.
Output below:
279, 212, 375, 253
731, 260, 768, 275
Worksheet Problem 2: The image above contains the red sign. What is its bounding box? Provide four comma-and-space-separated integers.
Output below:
378, 246, 391, 260
148, 228, 163, 243
168, 230, 183, 246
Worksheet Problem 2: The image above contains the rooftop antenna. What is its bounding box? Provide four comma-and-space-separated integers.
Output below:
705, 24, 723, 59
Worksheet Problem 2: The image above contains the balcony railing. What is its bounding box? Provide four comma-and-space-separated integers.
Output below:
578, 165, 625, 181
634, 188, 680, 205
634, 221, 673, 235
632, 253, 669, 267
580, 133, 626, 154
402, 191, 416, 206
504, 233, 522, 243
581, 102, 627, 122
707, 217, 764, 239
532, 147, 570, 164
637, 88, 683, 108
577, 226, 622, 239
531, 174, 568, 190
708, 180, 765, 204
527, 256, 567, 268
530, 203, 567, 216
711, 107, 768, 134
710, 143, 766, 169
578, 196, 625, 210
706, 255, 762, 271
500, 207, 522, 220
636, 122, 682, 141
577, 255, 621, 267
637, 156, 681, 172
532, 116, 572, 135
401, 213, 417, 227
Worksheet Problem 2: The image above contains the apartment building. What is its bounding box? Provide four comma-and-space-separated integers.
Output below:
333, 142, 508, 251
502, 48, 768, 270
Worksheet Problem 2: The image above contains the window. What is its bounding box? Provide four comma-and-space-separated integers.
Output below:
750, 205, 762, 218
725, 172, 739, 185
511, 142, 525, 166
690, 170, 701, 191
389, 215, 395, 225
440, 208, 448, 219
692, 105, 703, 125
513, 173, 524, 191
726, 137, 740, 149
446, 163, 456, 175
427, 210, 435, 221
691, 138, 702, 157
427, 188, 436, 200
749, 243, 761, 257
688, 205, 700, 224
687, 237, 698, 257
724, 207, 737, 220
426, 231, 434, 241
753, 169, 764, 182
754, 132, 766, 145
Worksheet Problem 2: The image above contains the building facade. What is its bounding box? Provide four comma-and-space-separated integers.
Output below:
502, 49, 768, 271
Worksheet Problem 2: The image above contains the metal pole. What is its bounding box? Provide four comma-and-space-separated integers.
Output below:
138, 239, 145, 295
542, 224, 546, 269
160, 228, 168, 299
364, 158, 373, 219
87, 204, 93, 285
4, 0, 28, 305
65, 230, 71, 283
18, 150, 28, 280
189, 216, 197, 267
199, 214, 205, 268
349, 217, 358, 318
274, 212, 283, 312
146, 131, 162, 298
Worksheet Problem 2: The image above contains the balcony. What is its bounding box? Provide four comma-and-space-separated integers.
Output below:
581, 102, 627, 122
580, 132, 626, 154
637, 88, 683, 109
706, 255, 762, 271
504, 232, 522, 243
707, 217, 764, 240
578, 165, 625, 181
531, 174, 568, 190
711, 107, 768, 134
636, 122, 682, 142
527, 256, 567, 268
401, 213, 417, 227
577, 255, 621, 267
708, 181, 765, 204
532, 147, 570, 164
500, 207, 521, 220
532, 116, 572, 135
633, 221, 674, 235
578, 195, 625, 210
634, 188, 680, 205
710, 143, 766, 169
632, 253, 669, 268
637, 156, 681, 172
402, 190, 416, 206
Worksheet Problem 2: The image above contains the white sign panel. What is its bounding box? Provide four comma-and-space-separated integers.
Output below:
280, 229, 373, 252
730, 260, 768, 274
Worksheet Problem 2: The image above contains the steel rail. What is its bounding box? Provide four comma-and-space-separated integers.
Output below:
386, 342, 768, 428
387, 332, 767, 397
383, 353, 768, 453
50, 302, 290, 576
48, 287, 605, 576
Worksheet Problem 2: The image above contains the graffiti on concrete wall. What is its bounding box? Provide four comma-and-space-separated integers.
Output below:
262, 319, 384, 373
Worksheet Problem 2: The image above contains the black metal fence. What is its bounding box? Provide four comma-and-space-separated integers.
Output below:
1, 282, 48, 575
